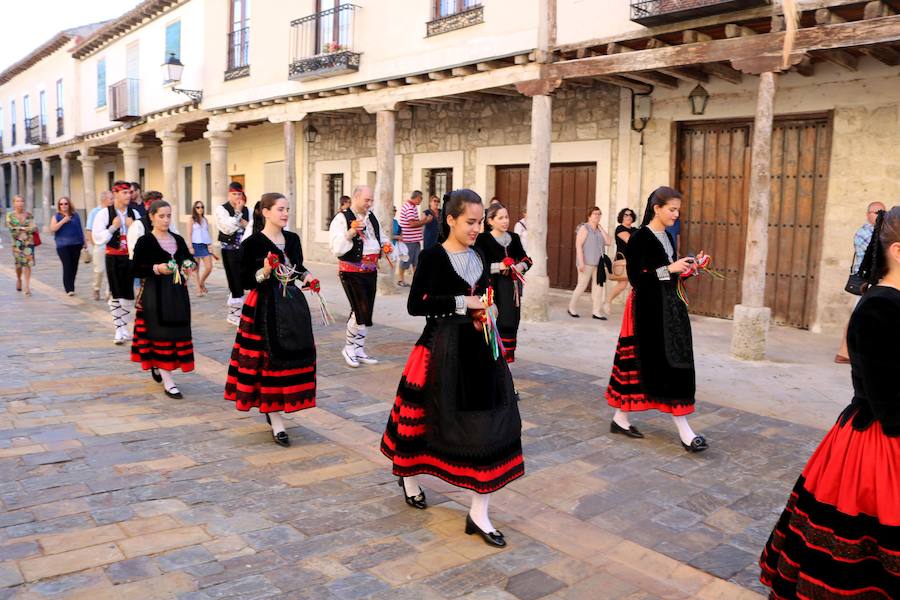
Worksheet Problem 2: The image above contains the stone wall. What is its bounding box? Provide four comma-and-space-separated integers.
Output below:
303, 83, 621, 261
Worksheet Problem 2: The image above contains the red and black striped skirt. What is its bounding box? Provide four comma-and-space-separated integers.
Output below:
224, 290, 316, 413
130, 311, 194, 373
760, 415, 900, 599
380, 344, 524, 494
605, 292, 694, 415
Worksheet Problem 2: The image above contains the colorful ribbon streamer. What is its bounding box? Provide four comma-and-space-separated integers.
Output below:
502, 256, 527, 307
676, 252, 726, 306
477, 287, 505, 361
304, 278, 335, 326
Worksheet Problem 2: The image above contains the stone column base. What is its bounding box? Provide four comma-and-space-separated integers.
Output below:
522, 275, 550, 322
731, 304, 771, 361
377, 272, 398, 296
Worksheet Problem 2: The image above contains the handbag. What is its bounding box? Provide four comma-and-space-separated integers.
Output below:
81, 247, 92, 264
32, 231, 42, 247
844, 251, 865, 296
610, 252, 628, 282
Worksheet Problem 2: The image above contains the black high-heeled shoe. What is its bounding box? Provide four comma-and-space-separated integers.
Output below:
151, 367, 162, 383
265, 414, 290, 447
682, 435, 708, 452
398, 477, 427, 509
465, 514, 506, 547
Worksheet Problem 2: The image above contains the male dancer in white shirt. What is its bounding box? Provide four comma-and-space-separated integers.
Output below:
328, 185, 391, 368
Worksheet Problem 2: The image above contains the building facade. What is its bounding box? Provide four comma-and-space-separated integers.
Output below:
1, 0, 899, 339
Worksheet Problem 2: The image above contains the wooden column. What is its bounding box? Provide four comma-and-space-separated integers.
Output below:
40, 157, 52, 231
283, 120, 297, 226
60, 154, 72, 200
204, 129, 232, 210
158, 129, 184, 212
371, 106, 398, 295
78, 154, 99, 208
118, 140, 142, 183
731, 70, 777, 360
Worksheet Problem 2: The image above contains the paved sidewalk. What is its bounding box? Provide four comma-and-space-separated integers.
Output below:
0, 243, 853, 599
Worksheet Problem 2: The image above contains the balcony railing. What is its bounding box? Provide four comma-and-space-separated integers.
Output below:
24, 116, 47, 145
56, 107, 64, 137
289, 4, 360, 81
109, 78, 140, 121
226, 27, 250, 80
630, 0, 770, 26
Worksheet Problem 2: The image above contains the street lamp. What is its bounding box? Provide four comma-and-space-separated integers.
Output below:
631, 91, 652, 133
162, 53, 203, 103
304, 123, 319, 144
688, 84, 710, 116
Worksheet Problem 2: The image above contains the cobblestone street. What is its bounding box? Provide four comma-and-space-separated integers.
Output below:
0, 249, 852, 599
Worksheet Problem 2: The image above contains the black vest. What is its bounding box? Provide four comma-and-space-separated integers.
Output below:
106, 205, 138, 250
217, 202, 250, 244
338, 209, 381, 263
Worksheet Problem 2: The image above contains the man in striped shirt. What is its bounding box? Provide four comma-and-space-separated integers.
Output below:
397, 190, 432, 287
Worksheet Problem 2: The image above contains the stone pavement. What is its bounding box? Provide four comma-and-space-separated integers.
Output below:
0, 241, 854, 599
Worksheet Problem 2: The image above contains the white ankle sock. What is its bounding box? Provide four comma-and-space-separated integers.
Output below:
672, 415, 697, 445
268, 412, 286, 435
159, 368, 176, 390
613, 409, 632, 430
402, 475, 422, 497
469, 492, 495, 533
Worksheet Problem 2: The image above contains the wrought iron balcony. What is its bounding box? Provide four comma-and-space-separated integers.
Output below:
226, 27, 250, 80
109, 78, 140, 121
630, 0, 770, 26
289, 4, 360, 81
24, 116, 47, 145
56, 107, 64, 137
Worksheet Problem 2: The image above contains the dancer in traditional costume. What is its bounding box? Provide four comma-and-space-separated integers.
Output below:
381, 189, 523, 548
225, 193, 317, 447
91, 181, 141, 345
328, 184, 391, 368
605, 186, 708, 452
214, 182, 249, 326
760, 206, 900, 599
475, 203, 532, 362
130, 200, 195, 399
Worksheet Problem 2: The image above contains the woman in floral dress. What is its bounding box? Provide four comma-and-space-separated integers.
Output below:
6, 195, 37, 295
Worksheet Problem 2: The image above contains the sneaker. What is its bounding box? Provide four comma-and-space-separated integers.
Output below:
342, 347, 360, 368
356, 352, 379, 366
114, 327, 125, 345
67, 291, 75, 297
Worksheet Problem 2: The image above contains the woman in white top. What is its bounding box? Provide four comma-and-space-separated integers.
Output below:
190, 202, 215, 296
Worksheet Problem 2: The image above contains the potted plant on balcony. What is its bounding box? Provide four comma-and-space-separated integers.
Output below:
322, 41, 346, 54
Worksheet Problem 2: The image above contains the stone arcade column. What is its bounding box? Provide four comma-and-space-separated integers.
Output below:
204, 130, 232, 210
40, 157, 52, 231
60, 154, 71, 199
79, 154, 99, 207
516, 79, 561, 323
370, 106, 399, 296
158, 129, 184, 211
118, 140, 142, 184
283, 120, 298, 221
0, 163, 7, 209
25, 159, 34, 213
10, 161, 19, 198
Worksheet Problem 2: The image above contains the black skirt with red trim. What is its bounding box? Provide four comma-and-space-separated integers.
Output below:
224, 289, 316, 413
605, 291, 694, 415
759, 415, 900, 599
380, 328, 524, 494
130, 310, 195, 373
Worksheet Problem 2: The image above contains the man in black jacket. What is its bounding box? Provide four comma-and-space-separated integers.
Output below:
214, 182, 249, 325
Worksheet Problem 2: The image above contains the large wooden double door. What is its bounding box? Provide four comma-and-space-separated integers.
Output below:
495, 163, 597, 290
676, 116, 831, 329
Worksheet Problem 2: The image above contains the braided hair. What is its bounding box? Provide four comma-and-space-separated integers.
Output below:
859, 206, 900, 292
439, 189, 483, 243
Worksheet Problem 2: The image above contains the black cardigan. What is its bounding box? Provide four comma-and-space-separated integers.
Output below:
474, 231, 530, 269
844, 285, 900, 437
239, 230, 308, 292
407, 245, 491, 319
132, 231, 192, 278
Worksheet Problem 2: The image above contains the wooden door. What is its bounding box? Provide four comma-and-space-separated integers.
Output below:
676, 116, 830, 328
495, 163, 597, 290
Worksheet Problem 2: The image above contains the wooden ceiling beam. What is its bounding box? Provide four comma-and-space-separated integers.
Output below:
645, 38, 709, 82
451, 66, 478, 76
593, 76, 652, 94
862, 1, 900, 64
701, 62, 743, 84
547, 16, 900, 79
725, 23, 756, 38
476, 60, 509, 71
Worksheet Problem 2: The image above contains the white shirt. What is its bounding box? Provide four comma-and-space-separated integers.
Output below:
329, 211, 385, 257
514, 218, 528, 252
91, 205, 133, 247
191, 218, 213, 245
213, 203, 243, 237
